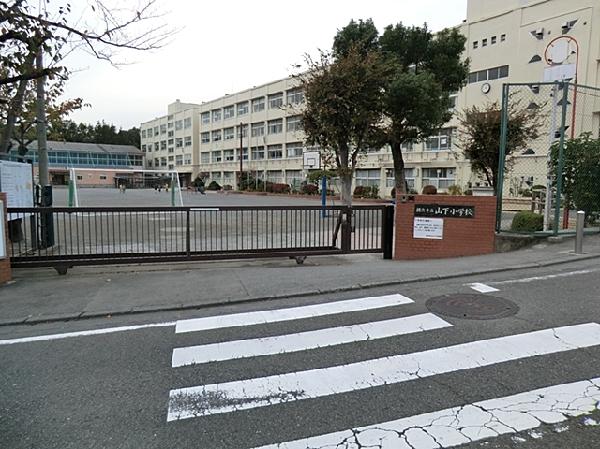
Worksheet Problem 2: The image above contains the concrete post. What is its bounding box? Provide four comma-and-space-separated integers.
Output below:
575, 210, 585, 254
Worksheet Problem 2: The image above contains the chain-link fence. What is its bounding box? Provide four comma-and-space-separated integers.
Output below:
496, 82, 600, 235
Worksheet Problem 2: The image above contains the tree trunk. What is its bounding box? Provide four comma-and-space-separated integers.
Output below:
390, 141, 407, 195
339, 172, 353, 207
0, 52, 36, 154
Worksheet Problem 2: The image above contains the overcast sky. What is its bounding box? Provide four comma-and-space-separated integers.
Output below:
63, 0, 468, 129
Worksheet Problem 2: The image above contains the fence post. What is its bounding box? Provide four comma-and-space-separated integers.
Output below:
575, 210, 585, 254
341, 207, 352, 252
185, 209, 191, 258
553, 82, 570, 236
382, 205, 394, 259
495, 83, 510, 232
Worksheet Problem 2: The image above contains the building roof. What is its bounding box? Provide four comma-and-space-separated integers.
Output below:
25, 140, 143, 155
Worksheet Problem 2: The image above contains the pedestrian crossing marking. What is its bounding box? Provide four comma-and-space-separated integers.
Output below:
172, 313, 452, 367
249, 376, 600, 448
175, 294, 415, 333
166, 323, 600, 421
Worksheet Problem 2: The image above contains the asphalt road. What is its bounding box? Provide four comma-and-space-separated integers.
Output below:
1, 260, 600, 448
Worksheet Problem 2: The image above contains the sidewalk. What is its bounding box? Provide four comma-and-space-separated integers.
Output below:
1, 234, 599, 326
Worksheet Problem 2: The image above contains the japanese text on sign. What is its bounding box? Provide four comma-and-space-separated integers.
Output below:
414, 204, 475, 219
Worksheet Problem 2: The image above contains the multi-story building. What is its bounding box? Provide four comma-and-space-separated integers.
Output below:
139, 0, 600, 197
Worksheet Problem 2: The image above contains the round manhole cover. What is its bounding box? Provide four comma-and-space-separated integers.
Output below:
426, 294, 519, 320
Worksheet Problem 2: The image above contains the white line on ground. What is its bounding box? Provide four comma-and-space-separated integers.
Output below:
171, 313, 452, 367
492, 269, 599, 285
0, 322, 175, 346
250, 376, 600, 449
174, 294, 415, 334
166, 323, 600, 421
466, 283, 500, 293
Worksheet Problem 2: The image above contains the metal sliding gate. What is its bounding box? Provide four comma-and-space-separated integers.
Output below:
8, 205, 394, 273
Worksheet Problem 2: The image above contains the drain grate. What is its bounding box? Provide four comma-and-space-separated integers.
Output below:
426, 293, 519, 320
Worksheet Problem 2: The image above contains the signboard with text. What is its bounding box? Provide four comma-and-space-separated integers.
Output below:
414, 204, 475, 219
413, 217, 444, 240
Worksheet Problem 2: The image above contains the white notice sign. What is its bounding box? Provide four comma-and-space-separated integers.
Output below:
413, 217, 444, 240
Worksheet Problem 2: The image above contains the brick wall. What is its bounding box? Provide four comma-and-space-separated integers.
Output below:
394, 194, 497, 260
0, 193, 12, 284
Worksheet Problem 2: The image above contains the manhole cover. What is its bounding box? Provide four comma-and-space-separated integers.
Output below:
426, 294, 519, 320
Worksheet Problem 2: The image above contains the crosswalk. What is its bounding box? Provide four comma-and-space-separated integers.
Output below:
166, 293, 600, 448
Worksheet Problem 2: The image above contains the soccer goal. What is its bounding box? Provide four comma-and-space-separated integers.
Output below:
67, 168, 184, 207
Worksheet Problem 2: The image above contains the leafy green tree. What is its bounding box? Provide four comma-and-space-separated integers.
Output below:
551, 134, 600, 221
458, 101, 543, 191
379, 24, 470, 193
300, 46, 387, 206
49, 120, 141, 148
333, 19, 379, 58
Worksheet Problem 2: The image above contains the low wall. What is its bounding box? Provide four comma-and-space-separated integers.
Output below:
394, 194, 497, 260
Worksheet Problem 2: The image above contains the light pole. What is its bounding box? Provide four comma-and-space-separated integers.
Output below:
238, 122, 244, 191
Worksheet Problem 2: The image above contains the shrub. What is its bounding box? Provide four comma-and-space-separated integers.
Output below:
301, 183, 319, 195
511, 211, 543, 232
422, 185, 438, 195
223, 184, 232, 191
447, 185, 463, 196
207, 181, 221, 191
353, 185, 379, 199
271, 183, 291, 194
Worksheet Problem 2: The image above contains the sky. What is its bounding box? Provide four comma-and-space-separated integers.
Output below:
62, 0, 469, 129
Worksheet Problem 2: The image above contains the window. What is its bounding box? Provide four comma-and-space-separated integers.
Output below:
287, 88, 304, 105
224, 149, 234, 161
147, 160, 153, 168
269, 93, 283, 109
154, 158, 159, 167
168, 155, 174, 162
201, 112, 210, 124
160, 157, 167, 167
99, 175, 107, 180
224, 127, 234, 140
154, 126, 159, 135
141, 144, 147, 152
286, 170, 303, 186
184, 117, 192, 129
401, 141, 414, 152
286, 115, 302, 132
176, 155, 183, 166
77, 175, 83, 181
141, 129, 147, 138
212, 151, 222, 163
501, 34, 506, 42
286, 142, 303, 158
482, 38, 488, 47
168, 130, 174, 138
211, 172, 222, 181
422, 167, 456, 190
251, 122, 265, 137
175, 121, 183, 131
160, 141, 167, 151
355, 169, 380, 187
491, 36, 497, 44
160, 124, 167, 134
237, 101, 249, 116
237, 147, 248, 161
467, 65, 509, 84
267, 170, 283, 183
168, 122, 173, 129
212, 109, 222, 122
201, 152, 210, 164
146, 128, 153, 138
251, 146, 265, 160
252, 97, 265, 112
201, 132, 210, 143
212, 130, 222, 141
425, 128, 454, 151
168, 115, 173, 120
154, 142, 159, 151
386, 168, 415, 189
184, 154, 192, 165
236, 124, 248, 138
223, 105, 235, 119
268, 119, 283, 135
175, 138, 183, 148
184, 136, 192, 147
473, 41, 478, 49
449, 93, 458, 109
267, 144, 282, 159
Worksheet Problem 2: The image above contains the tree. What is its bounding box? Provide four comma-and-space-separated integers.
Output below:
378, 24, 470, 194
550, 133, 600, 221
300, 46, 387, 206
458, 101, 544, 191
332, 19, 379, 58
48, 120, 141, 148
0, 0, 173, 153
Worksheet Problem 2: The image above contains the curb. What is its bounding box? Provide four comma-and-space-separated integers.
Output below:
3, 252, 600, 327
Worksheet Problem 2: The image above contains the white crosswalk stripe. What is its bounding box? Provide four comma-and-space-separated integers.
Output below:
175, 294, 414, 333
167, 323, 600, 420
166, 293, 600, 448
172, 313, 451, 367
250, 377, 600, 449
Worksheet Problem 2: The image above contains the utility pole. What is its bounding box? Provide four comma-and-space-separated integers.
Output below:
36, 47, 49, 187
239, 122, 244, 190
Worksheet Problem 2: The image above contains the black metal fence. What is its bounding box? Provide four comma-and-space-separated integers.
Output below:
8, 205, 394, 272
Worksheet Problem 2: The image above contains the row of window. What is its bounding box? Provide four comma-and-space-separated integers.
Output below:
472, 34, 506, 49
200, 89, 304, 125
8, 150, 143, 168
142, 117, 192, 138
200, 142, 305, 164
467, 65, 509, 84
141, 136, 193, 152
148, 154, 193, 168
200, 116, 302, 143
